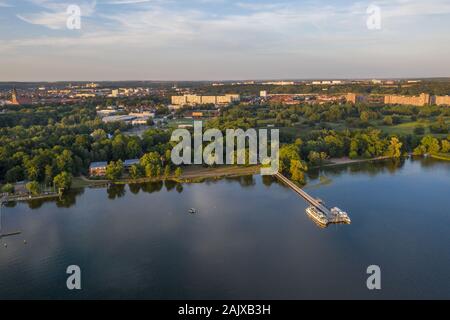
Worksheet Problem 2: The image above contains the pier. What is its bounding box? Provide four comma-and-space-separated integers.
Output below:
0, 197, 22, 239
274, 173, 351, 226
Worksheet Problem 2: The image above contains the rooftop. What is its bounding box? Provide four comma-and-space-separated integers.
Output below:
89, 162, 108, 169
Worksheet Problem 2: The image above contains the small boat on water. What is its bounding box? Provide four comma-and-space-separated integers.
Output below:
188, 208, 197, 214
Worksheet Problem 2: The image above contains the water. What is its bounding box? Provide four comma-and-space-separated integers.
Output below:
0, 158, 449, 299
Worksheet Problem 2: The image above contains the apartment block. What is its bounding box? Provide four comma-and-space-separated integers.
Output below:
171, 94, 240, 105
434, 95, 450, 106
384, 93, 430, 106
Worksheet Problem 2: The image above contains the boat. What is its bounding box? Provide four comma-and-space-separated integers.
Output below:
188, 208, 197, 214
329, 207, 351, 224
305, 206, 329, 227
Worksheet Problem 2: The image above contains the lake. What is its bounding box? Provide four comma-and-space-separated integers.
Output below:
0, 158, 449, 299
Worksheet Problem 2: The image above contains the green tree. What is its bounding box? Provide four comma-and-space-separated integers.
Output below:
53, 172, 72, 191
441, 139, 450, 153
56, 150, 74, 173
163, 165, 171, 179
385, 137, 403, 158
289, 160, 308, 184
360, 111, 370, 123
1, 183, 14, 194
5, 166, 23, 183
26, 181, 40, 195
383, 116, 393, 126
44, 164, 55, 186
413, 135, 441, 155
105, 160, 124, 180
129, 164, 144, 179
174, 167, 182, 179
308, 151, 328, 165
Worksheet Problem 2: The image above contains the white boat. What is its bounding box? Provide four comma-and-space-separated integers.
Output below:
188, 208, 197, 214
306, 206, 329, 227
330, 207, 351, 224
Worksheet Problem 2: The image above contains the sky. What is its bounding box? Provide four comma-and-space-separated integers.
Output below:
0, 0, 450, 81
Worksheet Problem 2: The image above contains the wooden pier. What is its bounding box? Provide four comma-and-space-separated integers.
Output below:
274, 173, 351, 226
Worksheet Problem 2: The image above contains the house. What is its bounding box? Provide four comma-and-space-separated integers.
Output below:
89, 162, 108, 176
124, 159, 140, 170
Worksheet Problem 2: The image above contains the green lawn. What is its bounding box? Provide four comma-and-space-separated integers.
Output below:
379, 119, 450, 137
378, 121, 429, 135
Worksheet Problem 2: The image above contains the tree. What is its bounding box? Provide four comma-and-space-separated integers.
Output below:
360, 111, 370, 123
56, 150, 74, 173
91, 129, 107, 141
5, 166, 23, 183
44, 164, 55, 186
441, 139, 450, 153
26, 181, 40, 195
129, 164, 144, 179
105, 160, 124, 180
385, 137, 403, 158
1, 183, 14, 194
308, 151, 328, 165
163, 165, 171, 179
174, 167, 182, 179
127, 139, 142, 159
289, 160, 308, 184
429, 116, 449, 134
413, 135, 440, 155
383, 116, 393, 126
53, 172, 72, 191
279, 143, 301, 173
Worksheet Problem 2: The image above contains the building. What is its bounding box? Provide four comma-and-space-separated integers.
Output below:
260, 90, 268, 97
102, 115, 136, 124
9, 88, 32, 105
345, 93, 367, 104
124, 159, 140, 170
261, 81, 295, 86
97, 109, 118, 117
192, 112, 204, 118
89, 162, 107, 176
171, 94, 240, 106
384, 93, 430, 106
434, 95, 450, 106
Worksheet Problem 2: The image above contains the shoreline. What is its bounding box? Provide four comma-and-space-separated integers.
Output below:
4, 155, 446, 201
73, 165, 261, 188
73, 157, 404, 188
310, 156, 395, 169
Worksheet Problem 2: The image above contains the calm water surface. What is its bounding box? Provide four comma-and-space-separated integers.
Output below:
0, 158, 449, 299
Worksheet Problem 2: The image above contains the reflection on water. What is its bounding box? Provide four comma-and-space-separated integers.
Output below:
0, 158, 449, 299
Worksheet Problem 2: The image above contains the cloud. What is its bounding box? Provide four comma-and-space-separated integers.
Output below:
104, 0, 153, 4
0, 0, 12, 7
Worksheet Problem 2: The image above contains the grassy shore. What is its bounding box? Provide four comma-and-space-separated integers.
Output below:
430, 153, 450, 161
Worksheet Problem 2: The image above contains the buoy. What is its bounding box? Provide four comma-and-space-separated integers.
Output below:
24, 240, 27, 244
3, 243, 7, 248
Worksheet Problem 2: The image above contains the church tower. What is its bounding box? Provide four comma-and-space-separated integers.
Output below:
11, 88, 20, 105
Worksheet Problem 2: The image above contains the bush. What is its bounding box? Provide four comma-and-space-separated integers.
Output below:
1, 183, 14, 194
